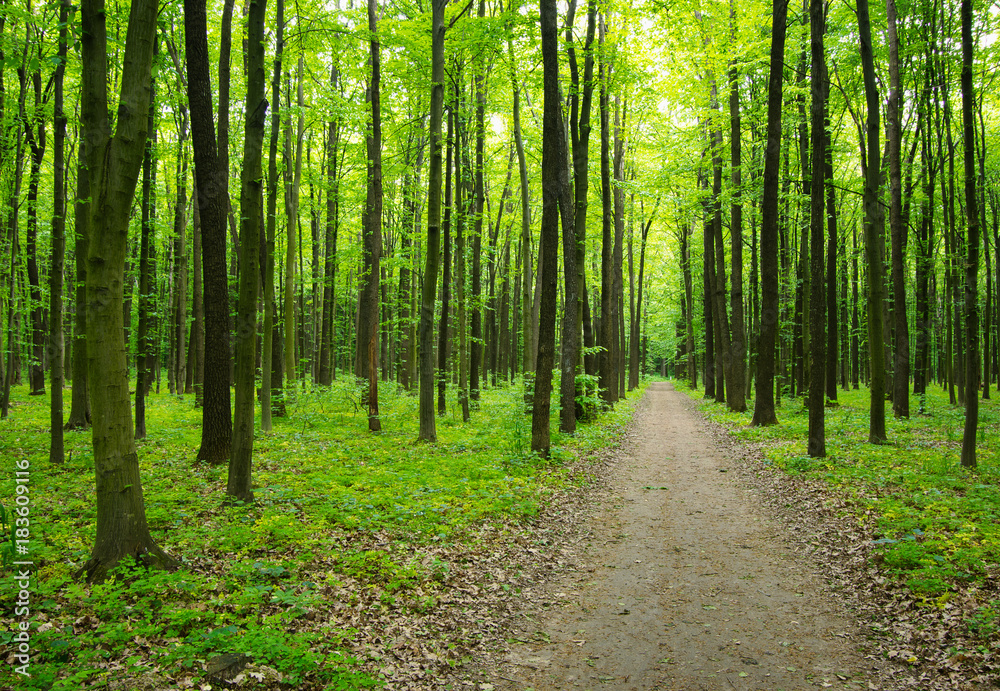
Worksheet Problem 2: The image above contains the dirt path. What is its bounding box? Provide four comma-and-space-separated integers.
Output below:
495, 382, 876, 691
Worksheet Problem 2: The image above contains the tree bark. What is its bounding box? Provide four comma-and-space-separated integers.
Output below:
186, 0, 233, 461
857, 0, 888, 443
887, 0, 909, 418
359, 0, 382, 432
960, 0, 980, 467
727, 12, 746, 412
533, 0, 562, 456
49, 0, 69, 463
229, 0, 267, 503
418, 0, 446, 441
319, 64, 340, 387
79, 0, 175, 581
807, 0, 826, 457
261, 0, 284, 429
751, 0, 788, 427
67, 135, 91, 429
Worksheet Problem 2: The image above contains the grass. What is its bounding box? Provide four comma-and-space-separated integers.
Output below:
682, 381, 1000, 606
0, 375, 643, 690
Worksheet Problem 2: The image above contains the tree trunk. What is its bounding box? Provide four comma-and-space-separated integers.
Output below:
186, 0, 233, 461
359, 0, 382, 432
229, 0, 267, 503
751, 0, 788, 427
857, 0, 888, 443
418, 0, 445, 441
261, 0, 284, 430
437, 108, 454, 416
25, 57, 46, 397
284, 57, 305, 392
727, 15, 746, 412
807, 0, 826, 457
318, 67, 340, 386
49, 0, 69, 463
960, 0, 980, 467
532, 0, 563, 456
135, 83, 156, 441
79, 0, 175, 582
471, 0, 486, 402
67, 135, 91, 428
887, 0, 909, 418
598, 23, 616, 406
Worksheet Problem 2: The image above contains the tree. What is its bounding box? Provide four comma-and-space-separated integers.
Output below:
185, 0, 233, 463
418, 0, 446, 442
49, 0, 69, 464
727, 3, 746, 413
261, 0, 285, 432
887, 0, 909, 419
229, 0, 268, 503
807, 0, 826, 457
359, 0, 383, 432
960, 0, 980, 468
856, 0, 887, 443
79, 0, 174, 581
532, 0, 565, 456
751, 0, 788, 428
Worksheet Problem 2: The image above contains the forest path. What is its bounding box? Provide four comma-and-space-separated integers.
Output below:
494, 382, 873, 691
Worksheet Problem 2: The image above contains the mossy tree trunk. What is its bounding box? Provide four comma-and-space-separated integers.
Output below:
79, 0, 175, 582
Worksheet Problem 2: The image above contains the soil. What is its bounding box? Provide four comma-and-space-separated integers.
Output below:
489, 382, 883, 691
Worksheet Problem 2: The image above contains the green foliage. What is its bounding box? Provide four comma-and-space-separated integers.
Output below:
691, 385, 1000, 606
0, 378, 639, 688
0, 502, 16, 570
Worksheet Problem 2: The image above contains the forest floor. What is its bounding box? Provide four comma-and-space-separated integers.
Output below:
453, 382, 991, 691
3, 379, 998, 690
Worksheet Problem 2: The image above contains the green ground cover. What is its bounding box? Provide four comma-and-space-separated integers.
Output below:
686, 383, 1000, 634
0, 379, 641, 690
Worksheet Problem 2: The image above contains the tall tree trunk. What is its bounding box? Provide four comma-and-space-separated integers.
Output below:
186, 0, 233, 461
509, 40, 532, 380
79, 0, 175, 582
188, 185, 203, 399
169, 110, 189, 396
455, 82, 471, 423
612, 99, 627, 401
25, 54, 46, 397
437, 107, 454, 416
825, 102, 838, 400
598, 22, 616, 406
630, 208, 653, 391
229, 0, 267, 503
887, 0, 909, 418
533, 0, 563, 456
359, 0, 382, 432
682, 221, 696, 389
418, 0, 445, 441
960, 0, 980, 467
568, 0, 597, 409
471, 0, 486, 402
807, 0, 826, 457
135, 80, 156, 440
318, 66, 340, 387
751, 0, 788, 427
284, 57, 305, 392
67, 135, 91, 428
727, 12, 746, 412
708, 87, 731, 407
49, 0, 69, 463
857, 0, 888, 443
261, 0, 284, 430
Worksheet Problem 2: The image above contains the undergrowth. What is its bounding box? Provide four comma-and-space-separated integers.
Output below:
682, 381, 1000, 639
0, 376, 643, 690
